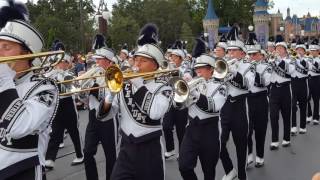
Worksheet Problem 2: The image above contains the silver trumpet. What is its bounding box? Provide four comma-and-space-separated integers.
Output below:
213, 58, 237, 79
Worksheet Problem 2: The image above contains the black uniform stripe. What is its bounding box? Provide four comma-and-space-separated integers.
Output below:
195, 94, 214, 113
0, 89, 19, 117
133, 86, 149, 109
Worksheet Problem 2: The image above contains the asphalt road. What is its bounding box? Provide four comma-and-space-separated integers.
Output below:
47, 108, 320, 180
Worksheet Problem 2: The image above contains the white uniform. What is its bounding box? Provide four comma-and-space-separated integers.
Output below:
270, 57, 295, 83
0, 72, 59, 179
291, 57, 310, 78
179, 78, 227, 179
308, 56, 320, 76
227, 59, 255, 98
250, 61, 272, 93
188, 79, 227, 120
98, 78, 172, 141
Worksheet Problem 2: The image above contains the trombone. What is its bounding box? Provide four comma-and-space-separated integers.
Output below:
59, 65, 181, 96
0, 50, 65, 74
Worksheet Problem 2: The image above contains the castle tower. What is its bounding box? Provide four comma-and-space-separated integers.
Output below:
270, 9, 283, 38
284, 7, 293, 42
253, 0, 270, 48
203, 0, 219, 50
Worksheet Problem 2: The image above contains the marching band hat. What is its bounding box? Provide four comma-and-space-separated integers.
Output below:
227, 25, 246, 52
0, 0, 44, 53
245, 28, 261, 54
92, 47, 115, 62
134, 23, 164, 68
120, 43, 129, 56
309, 39, 320, 51
192, 37, 215, 68
295, 38, 306, 51
216, 34, 228, 50
171, 40, 186, 59
260, 49, 267, 57
166, 44, 173, 54
267, 36, 275, 47
194, 54, 215, 68
291, 39, 297, 49
275, 34, 287, 49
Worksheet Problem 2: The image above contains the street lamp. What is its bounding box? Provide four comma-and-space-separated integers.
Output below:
248, 25, 254, 32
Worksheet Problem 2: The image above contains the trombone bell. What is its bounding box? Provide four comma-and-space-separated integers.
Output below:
105, 65, 124, 93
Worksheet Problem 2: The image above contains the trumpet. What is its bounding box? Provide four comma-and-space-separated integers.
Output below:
267, 52, 279, 62
0, 50, 65, 74
59, 65, 181, 96
213, 58, 237, 79
289, 50, 298, 60
168, 77, 190, 103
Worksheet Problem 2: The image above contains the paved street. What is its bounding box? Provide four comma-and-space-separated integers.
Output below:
47, 110, 320, 180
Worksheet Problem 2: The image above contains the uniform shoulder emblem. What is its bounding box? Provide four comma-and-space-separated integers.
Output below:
266, 65, 273, 73
161, 89, 172, 98
35, 90, 55, 107
218, 86, 227, 97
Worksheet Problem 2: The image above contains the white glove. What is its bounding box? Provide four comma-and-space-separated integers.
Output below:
190, 88, 200, 101
228, 64, 238, 76
104, 88, 116, 104
182, 73, 193, 82
130, 77, 144, 89
0, 64, 16, 92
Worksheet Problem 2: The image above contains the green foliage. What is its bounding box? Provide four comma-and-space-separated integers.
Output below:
26, 0, 257, 53
26, 0, 95, 53
179, 22, 194, 52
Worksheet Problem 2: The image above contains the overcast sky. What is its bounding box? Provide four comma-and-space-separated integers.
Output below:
21, 0, 319, 18
269, 0, 319, 17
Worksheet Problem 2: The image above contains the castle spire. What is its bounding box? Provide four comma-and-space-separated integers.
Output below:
204, 0, 218, 20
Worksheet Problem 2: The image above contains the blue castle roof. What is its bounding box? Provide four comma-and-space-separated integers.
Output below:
204, 0, 218, 20
255, 0, 268, 7
254, 0, 269, 15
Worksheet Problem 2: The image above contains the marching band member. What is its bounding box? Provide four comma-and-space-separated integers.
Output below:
290, 39, 310, 135
245, 29, 272, 168
269, 34, 295, 150
118, 44, 131, 71
179, 38, 227, 180
214, 34, 228, 59
267, 36, 276, 55
163, 40, 188, 160
307, 39, 320, 125
220, 25, 255, 180
98, 23, 172, 180
0, 1, 59, 179
83, 45, 117, 180
44, 45, 84, 169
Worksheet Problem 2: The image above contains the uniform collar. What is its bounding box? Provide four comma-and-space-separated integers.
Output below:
15, 72, 34, 85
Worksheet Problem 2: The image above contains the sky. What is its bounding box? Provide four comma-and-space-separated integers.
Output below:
269, 0, 319, 17
21, 0, 319, 18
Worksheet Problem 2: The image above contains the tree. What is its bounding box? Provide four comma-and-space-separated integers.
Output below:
109, 14, 140, 51
26, 0, 95, 53
179, 22, 194, 52
110, 0, 193, 50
